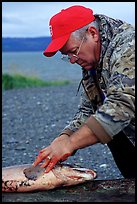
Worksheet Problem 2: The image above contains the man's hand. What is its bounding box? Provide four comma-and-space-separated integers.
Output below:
33, 123, 99, 173
33, 134, 75, 173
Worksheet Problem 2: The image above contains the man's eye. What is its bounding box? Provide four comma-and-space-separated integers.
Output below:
70, 48, 78, 54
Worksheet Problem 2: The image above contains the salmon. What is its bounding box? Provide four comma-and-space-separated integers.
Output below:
2, 163, 97, 192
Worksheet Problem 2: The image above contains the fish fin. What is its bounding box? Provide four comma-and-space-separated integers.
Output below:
23, 165, 45, 181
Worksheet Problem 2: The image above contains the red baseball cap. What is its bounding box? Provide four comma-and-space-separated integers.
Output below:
43, 5, 95, 57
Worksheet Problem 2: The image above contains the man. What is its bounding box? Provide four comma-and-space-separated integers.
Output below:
33, 5, 135, 178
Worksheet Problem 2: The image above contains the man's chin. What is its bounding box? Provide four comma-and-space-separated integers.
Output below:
83, 65, 93, 70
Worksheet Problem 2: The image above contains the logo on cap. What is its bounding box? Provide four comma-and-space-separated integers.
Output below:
49, 25, 53, 36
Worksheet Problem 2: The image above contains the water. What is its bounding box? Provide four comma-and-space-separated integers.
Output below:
2, 51, 82, 82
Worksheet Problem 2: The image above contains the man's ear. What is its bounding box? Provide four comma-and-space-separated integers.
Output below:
87, 26, 99, 42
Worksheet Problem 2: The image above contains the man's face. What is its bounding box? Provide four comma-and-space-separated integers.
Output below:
60, 26, 101, 70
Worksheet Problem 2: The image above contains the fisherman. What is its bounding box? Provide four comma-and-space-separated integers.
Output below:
33, 5, 135, 178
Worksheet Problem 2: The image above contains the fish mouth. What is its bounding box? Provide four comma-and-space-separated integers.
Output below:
72, 167, 97, 179
56, 163, 97, 175
72, 167, 90, 172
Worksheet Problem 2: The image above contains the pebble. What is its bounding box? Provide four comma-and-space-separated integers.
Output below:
100, 164, 108, 168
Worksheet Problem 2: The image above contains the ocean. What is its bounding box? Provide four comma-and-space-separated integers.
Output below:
2, 51, 82, 82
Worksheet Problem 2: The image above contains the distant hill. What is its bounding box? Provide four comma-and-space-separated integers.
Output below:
2, 37, 51, 52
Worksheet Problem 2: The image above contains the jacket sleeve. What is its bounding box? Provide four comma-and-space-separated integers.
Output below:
86, 26, 135, 143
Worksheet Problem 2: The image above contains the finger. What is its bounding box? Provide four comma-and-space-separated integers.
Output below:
39, 147, 47, 154
40, 155, 52, 168
45, 156, 59, 173
33, 150, 49, 166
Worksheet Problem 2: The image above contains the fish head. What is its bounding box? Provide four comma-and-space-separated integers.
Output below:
52, 163, 97, 186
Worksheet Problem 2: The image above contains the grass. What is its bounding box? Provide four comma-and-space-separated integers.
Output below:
2, 73, 70, 90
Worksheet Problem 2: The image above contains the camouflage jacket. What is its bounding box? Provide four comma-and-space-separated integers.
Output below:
60, 14, 135, 145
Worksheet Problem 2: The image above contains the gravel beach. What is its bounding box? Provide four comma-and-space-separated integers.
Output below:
2, 83, 123, 180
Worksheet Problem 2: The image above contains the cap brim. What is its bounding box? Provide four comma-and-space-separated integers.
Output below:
43, 33, 70, 57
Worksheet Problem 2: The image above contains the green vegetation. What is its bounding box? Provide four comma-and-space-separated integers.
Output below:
2, 73, 70, 90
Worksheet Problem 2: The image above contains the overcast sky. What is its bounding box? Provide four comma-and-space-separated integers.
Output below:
2, 2, 135, 37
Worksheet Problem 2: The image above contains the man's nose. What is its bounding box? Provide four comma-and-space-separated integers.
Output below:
69, 54, 79, 64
